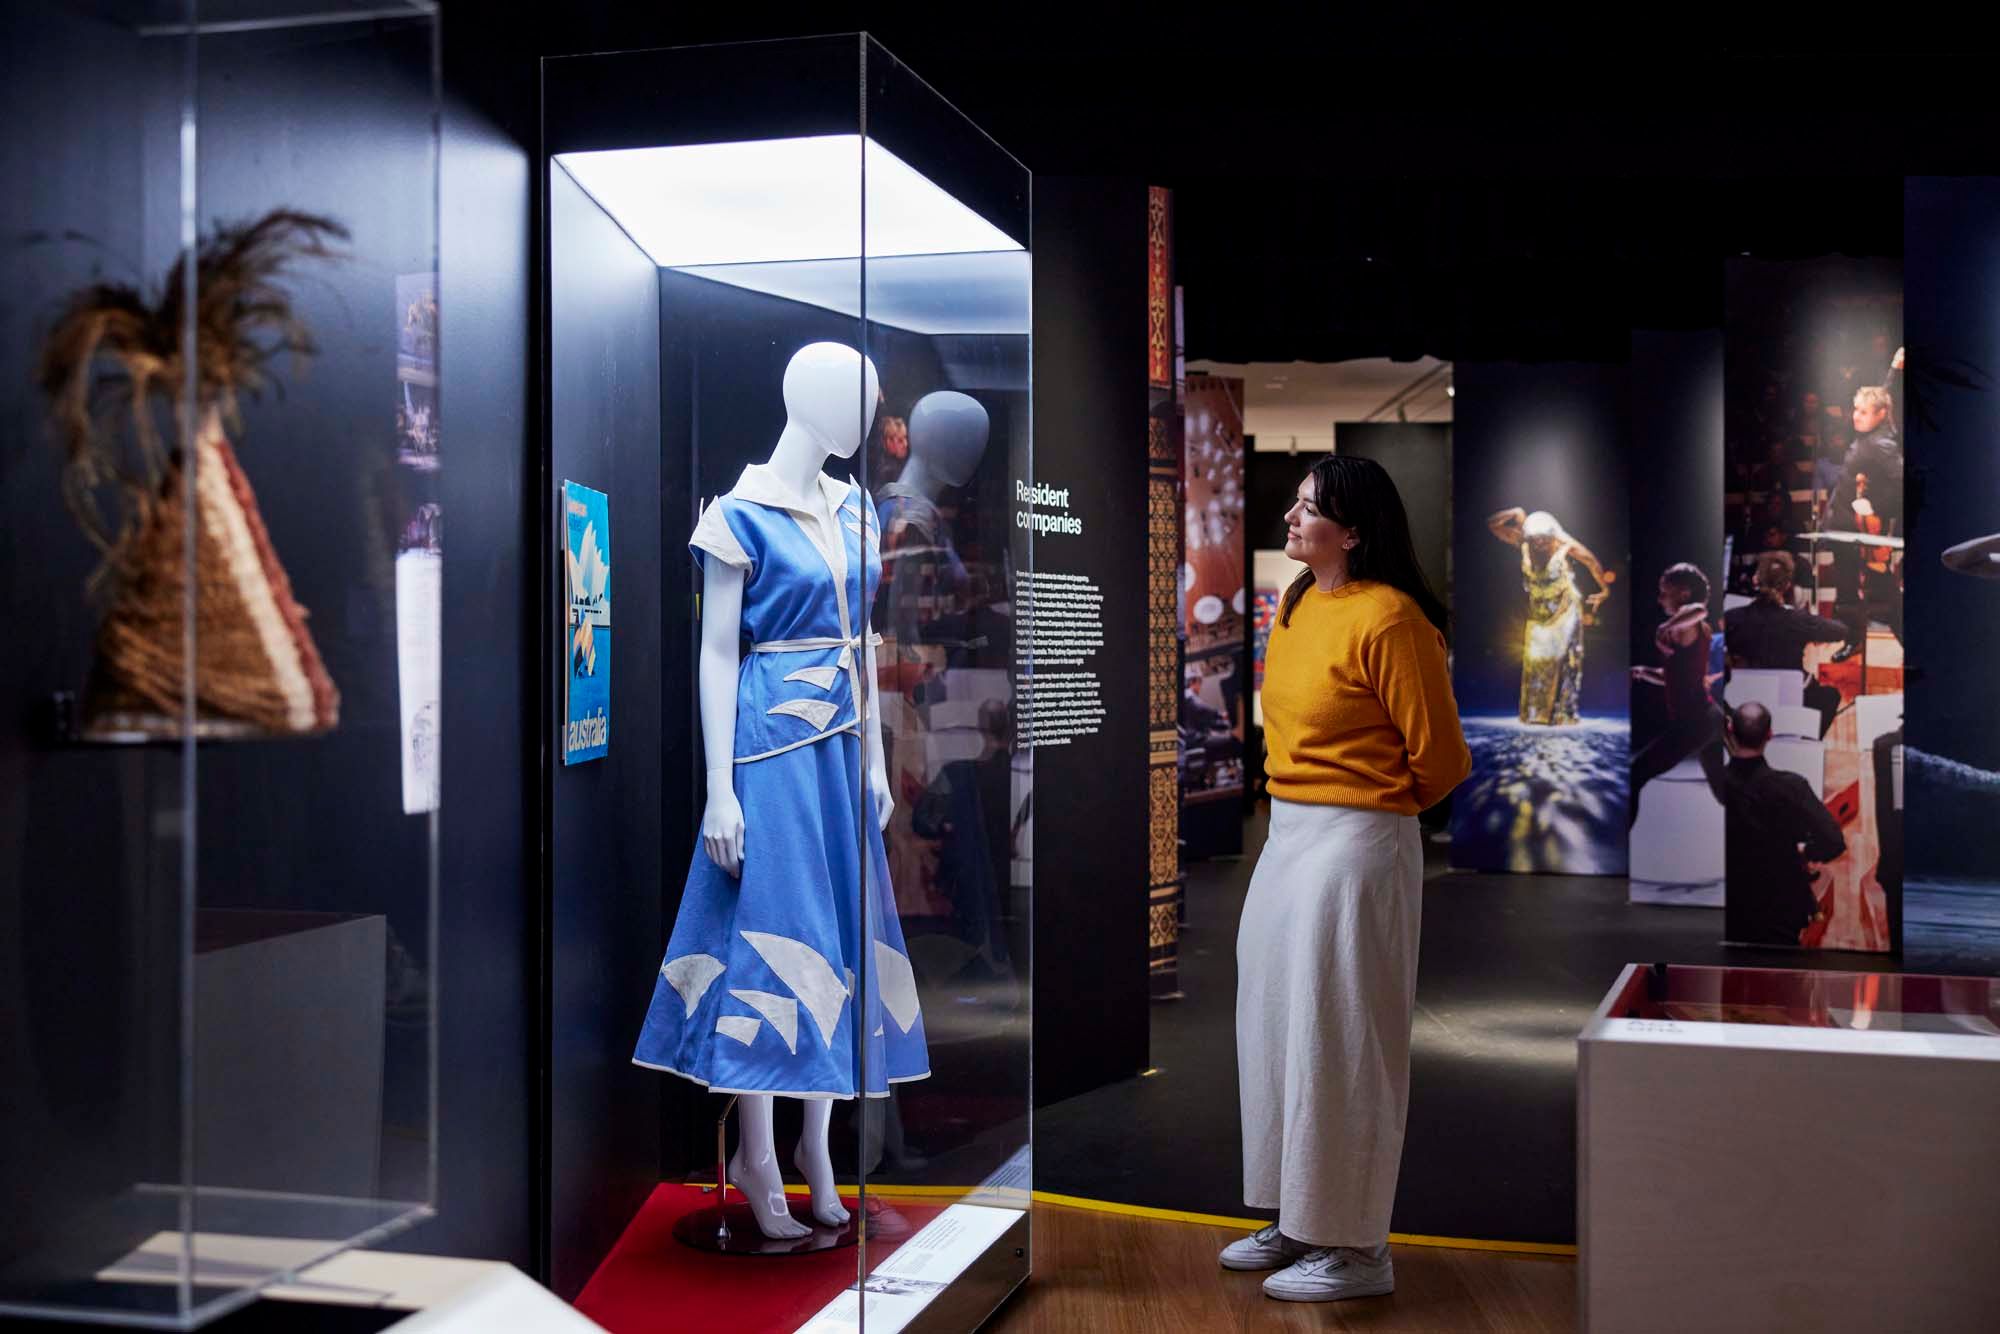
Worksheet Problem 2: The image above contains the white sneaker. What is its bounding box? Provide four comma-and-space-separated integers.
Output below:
1218, 1222, 1312, 1271
1262, 1244, 1395, 1302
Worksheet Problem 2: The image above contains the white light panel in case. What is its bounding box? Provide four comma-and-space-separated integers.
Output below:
555, 135, 1020, 268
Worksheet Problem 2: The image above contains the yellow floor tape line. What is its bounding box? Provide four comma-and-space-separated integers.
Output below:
1030, 1192, 1576, 1256
1031, 1192, 1577, 1256
764, 1183, 1575, 1256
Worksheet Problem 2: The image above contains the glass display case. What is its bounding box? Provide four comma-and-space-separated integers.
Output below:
544, 35, 1032, 1333
1578, 964, 2000, 1333
1, 3, 440, 1326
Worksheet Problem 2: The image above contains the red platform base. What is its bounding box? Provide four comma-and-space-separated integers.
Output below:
574, 1184, 941, 1333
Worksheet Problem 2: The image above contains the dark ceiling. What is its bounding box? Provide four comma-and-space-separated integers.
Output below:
477, 5, 1987, 363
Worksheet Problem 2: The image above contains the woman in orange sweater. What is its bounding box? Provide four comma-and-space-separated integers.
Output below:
1220, 455, 1470, 1303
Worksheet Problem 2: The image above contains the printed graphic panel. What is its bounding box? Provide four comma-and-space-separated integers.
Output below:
1450, 362, 1631, 875
563, 479, 610, 765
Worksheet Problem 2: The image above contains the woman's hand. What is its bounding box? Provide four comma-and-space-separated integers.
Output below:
702, 782, 747, 878
870, 760, 895, 832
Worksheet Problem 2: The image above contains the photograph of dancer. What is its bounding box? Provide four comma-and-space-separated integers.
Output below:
1450, 363, 1630, 877
1485, 507, 1616, 726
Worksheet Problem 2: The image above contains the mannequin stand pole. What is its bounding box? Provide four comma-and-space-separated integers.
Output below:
669, 1095, 859, 1256
711, 1094, 738, 1246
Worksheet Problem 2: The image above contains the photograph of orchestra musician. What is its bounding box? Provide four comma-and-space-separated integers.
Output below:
1721, 260, 1902, 952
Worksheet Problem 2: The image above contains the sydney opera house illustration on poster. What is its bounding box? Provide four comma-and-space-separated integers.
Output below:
1449, 364, 1631, 875
563, 479, 610, 765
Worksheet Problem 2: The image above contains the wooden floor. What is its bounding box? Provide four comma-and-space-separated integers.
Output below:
986, 1203, 1577, 1333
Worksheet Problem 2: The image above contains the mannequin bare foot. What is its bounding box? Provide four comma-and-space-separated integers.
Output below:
792, 1136, 850, 1228
727, 1148, 811, 1240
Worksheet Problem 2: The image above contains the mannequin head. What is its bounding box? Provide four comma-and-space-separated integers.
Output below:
906, 391, 990, 488
782, 342, 881, 460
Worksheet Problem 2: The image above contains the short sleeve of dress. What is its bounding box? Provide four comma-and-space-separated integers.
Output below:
689, 497, 753, 573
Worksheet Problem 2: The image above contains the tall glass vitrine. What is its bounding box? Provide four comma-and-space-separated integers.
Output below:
0, 3, 441, 1326
546, 34, 1033, 1333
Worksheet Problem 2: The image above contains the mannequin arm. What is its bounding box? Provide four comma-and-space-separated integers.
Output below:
699, 559, 748, 876
864, 632, 892, 831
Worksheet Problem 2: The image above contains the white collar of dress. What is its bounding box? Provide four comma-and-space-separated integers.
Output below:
733, 464, 856, 519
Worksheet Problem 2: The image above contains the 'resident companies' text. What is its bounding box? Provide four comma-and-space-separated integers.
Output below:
1016, 478, 1084, 536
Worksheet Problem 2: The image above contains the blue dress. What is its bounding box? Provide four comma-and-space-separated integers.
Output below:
633, 464, 930, 1098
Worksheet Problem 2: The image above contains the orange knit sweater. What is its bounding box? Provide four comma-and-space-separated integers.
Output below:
1261, 580, 1470, 814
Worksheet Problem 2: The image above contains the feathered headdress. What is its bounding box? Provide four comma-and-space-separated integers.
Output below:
36, 208, 348, 596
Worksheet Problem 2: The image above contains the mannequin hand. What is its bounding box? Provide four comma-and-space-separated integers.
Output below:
702, 783, 747, 878
870, 761, 894, 831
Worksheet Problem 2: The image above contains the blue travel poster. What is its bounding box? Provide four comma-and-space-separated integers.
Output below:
563, 480, 610, 764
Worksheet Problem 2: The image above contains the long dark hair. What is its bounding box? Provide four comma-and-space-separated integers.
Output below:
1278, 454, 1448, 634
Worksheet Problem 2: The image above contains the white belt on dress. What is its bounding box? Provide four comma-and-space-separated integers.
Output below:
732, 632, 885, 766
749, 634, 884, 653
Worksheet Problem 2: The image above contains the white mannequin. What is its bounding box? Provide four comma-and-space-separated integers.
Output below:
895, 390, 989, 498
698, 342, 890, 1239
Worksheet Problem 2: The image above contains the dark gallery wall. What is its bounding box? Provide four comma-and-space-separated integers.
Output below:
1628, 333, 1725, 657
1334, 423, 1452, 609
426, 39, 539, 1270
1028, 176, 1153, 1106
1243, 426, 1450, 613
1902, 177, 2000, 973
545, 166, 665, 1300
1245, 448, 1305, 555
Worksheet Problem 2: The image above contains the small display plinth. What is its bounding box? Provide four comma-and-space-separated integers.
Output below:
671, 1199, 858, 1257
1600, 960, 2000, 1034
1579, 962, 2000, 1333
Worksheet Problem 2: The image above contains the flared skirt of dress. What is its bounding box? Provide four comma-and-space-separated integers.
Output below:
633, 731, 930, 1098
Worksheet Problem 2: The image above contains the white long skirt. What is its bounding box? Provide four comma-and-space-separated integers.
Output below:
1236, 797, 1423, 1247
